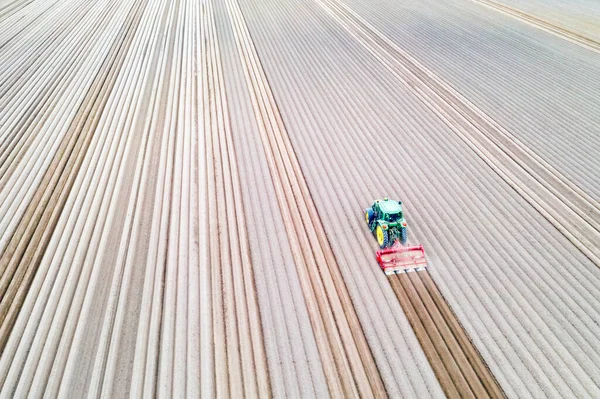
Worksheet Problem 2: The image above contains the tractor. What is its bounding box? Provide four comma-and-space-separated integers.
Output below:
365, 197, 428, 275
365, 197, 408, 249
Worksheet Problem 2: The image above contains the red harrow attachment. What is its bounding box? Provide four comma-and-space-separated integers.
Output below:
376, 243, 428, 275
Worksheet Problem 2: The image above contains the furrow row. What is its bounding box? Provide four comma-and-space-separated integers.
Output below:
225, 0, 386, 396
0, 0, 272, 395
468, 0, 600, 53
0, 0, 170, 394
211, 0, 332, 394
0, 0, 148, 355
337, 0, 600, 198
204, 0, 271, 396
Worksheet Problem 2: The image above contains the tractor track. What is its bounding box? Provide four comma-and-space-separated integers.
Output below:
388, 269, 505, 399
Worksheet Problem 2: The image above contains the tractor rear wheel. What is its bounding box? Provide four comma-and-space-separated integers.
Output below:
376, 226, 389, 248
365, 208, 375, 229
401, 227, 407, 244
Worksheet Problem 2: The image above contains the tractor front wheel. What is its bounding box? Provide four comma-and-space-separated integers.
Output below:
376, 226, 389, 248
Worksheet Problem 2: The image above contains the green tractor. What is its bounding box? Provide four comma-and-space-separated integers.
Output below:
365, 197, 408, 248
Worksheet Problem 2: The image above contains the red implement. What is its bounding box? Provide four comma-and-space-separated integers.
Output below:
376, 243, 428, 275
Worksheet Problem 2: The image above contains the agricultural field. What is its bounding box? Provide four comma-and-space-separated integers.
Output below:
0, 0, 599, 397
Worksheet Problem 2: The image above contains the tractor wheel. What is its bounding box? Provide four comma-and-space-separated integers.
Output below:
401, 227, 407, 244
376, 226, 389, 248
365, 208, 375, 229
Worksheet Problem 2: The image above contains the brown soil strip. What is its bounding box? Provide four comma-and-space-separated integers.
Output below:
0, 0, 148, 353
389, 270, 506, 398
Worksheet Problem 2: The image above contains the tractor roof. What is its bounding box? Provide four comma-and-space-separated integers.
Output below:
377, 199, 402, 214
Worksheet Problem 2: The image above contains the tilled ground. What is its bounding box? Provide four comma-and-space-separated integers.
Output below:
1, 0, 600, 397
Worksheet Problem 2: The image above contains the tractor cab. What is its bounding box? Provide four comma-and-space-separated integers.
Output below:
376, 198, 402, 216
373, 198, 405, 226
386, 211, 403, 222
